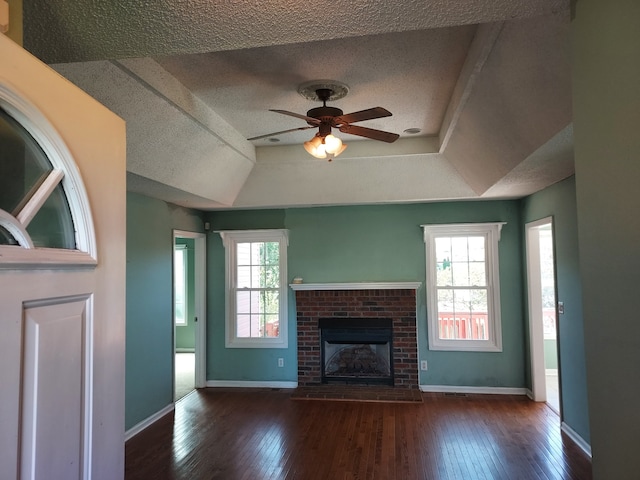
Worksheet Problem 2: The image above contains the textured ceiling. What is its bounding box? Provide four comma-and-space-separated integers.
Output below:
24, 0, 574, 210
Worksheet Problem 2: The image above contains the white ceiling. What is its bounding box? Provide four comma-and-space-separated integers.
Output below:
23, 0, 573, 210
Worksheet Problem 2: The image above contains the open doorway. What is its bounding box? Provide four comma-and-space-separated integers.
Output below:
173, 230, 206, 401
526, 217, 560, 414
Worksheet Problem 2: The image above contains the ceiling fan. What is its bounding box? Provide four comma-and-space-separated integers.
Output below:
248, 81, 399, 159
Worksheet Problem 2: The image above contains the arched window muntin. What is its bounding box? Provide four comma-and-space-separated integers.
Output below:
0, 80, 97, 268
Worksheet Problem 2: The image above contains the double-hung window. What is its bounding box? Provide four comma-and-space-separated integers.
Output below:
422, 223, 504, 352
219, 229, 288, 348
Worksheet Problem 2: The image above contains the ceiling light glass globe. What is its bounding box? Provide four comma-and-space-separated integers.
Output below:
324, 134, 342, 154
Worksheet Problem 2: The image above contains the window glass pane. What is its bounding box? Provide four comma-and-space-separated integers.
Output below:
236, 290, 251, 314
251, 265, 262, 288
453, 289, 472, 315
0, 225, 18, 246
451, 261, 470, 286
435, 237, 451, 261
436, 263, 452, 285
27, 183, 76, 249
250, 314, 261, 337
251, 242, 262, 264
237, 242, 251, 265
469, 262, 486, 286
264, 314, 279, 337
0, 107, 52, 216
450, 237, 469, 262
264, 241, 279, 265
437, 288, 453, 312
468, 236, 485, 261
470, 289, 488, 314
237, 265, 250, 288
0, 107, 76, 250
237, 314, 251, 337
264, 264, 279, 288
262, 290, 279, 314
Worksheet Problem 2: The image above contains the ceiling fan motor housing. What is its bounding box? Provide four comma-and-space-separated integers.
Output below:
306, 106, 343, 126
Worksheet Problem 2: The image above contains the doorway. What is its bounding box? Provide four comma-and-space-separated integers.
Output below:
173, 230, 206, 401
526, 217, 560, 413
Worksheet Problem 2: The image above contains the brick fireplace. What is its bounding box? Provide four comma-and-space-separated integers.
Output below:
292, 283, 420, 389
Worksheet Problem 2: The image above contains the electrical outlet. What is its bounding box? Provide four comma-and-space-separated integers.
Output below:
278, 358, 284, 367
420, 360, 428, 371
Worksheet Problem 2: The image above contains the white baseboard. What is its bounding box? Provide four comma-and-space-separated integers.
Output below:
526, 388, 534, 400
125, 403, 174, 441
420, 384, 528, 395
206, 380, 298, 389
561, 422, 592, 458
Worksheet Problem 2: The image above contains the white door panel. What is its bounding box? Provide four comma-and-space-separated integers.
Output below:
21, 296, 90, 480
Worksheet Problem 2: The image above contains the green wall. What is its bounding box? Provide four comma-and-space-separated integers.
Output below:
175, 237, 196, 351
522, 176, 589, 444
125, 192, 203, 430
206, 200, 526, 388
572, 1, 640, 476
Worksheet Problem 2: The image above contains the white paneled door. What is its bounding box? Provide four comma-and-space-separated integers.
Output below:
0, 33, 126, 480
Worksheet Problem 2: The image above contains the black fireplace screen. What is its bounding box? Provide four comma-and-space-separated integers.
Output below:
319, 318, 393, 385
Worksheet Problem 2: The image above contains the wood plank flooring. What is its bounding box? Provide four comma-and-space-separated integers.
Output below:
125, 388, 592, 480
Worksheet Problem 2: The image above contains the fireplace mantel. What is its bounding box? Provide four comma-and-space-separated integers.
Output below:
289, 281, 421, 291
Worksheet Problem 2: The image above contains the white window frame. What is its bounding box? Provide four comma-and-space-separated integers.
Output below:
219, 229, 289, 349
422, 223, 505, 352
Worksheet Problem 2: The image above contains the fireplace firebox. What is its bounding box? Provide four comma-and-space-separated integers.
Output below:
319, 318, 393, 385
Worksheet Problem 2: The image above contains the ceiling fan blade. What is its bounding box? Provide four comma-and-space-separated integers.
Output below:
248, 126, 315, 141
339, 124, 399, 143
334, 107, 392, 125
270, 109, 321, 125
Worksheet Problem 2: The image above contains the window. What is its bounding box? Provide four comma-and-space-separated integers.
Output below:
422, 223, 504, 351
219, 229, 288, 348
174, 245, 187, 326
0, 106, 76, 250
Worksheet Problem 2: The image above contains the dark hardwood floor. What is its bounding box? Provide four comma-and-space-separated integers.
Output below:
125, 388, 592, 480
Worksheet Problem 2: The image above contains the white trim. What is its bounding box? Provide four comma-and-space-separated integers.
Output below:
561, 422, 592, 458
0, 245, 96, 269
173, 230, 207, 389
16, 169, 64, 228
219, 229, 289, 349
526, 216, 554, 402
421, 222, 507, 241
420, 384, 527, 395
422, 222, 504, 352
0, 209, 34, 248
206, 380, 298, 389
0, 81, 97, 260
289, 281, 421, 291
124, 404, 175, 441
82, 295, 95, 480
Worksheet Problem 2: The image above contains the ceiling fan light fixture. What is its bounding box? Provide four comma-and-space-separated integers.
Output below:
323, 134, 342, 154
304, 135, 326, 159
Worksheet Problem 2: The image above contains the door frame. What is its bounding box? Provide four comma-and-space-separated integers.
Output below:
525, 216, 559, 407
173, 229, 207, 391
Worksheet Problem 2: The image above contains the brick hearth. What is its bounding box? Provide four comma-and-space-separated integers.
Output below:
295, 288, 418, 388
